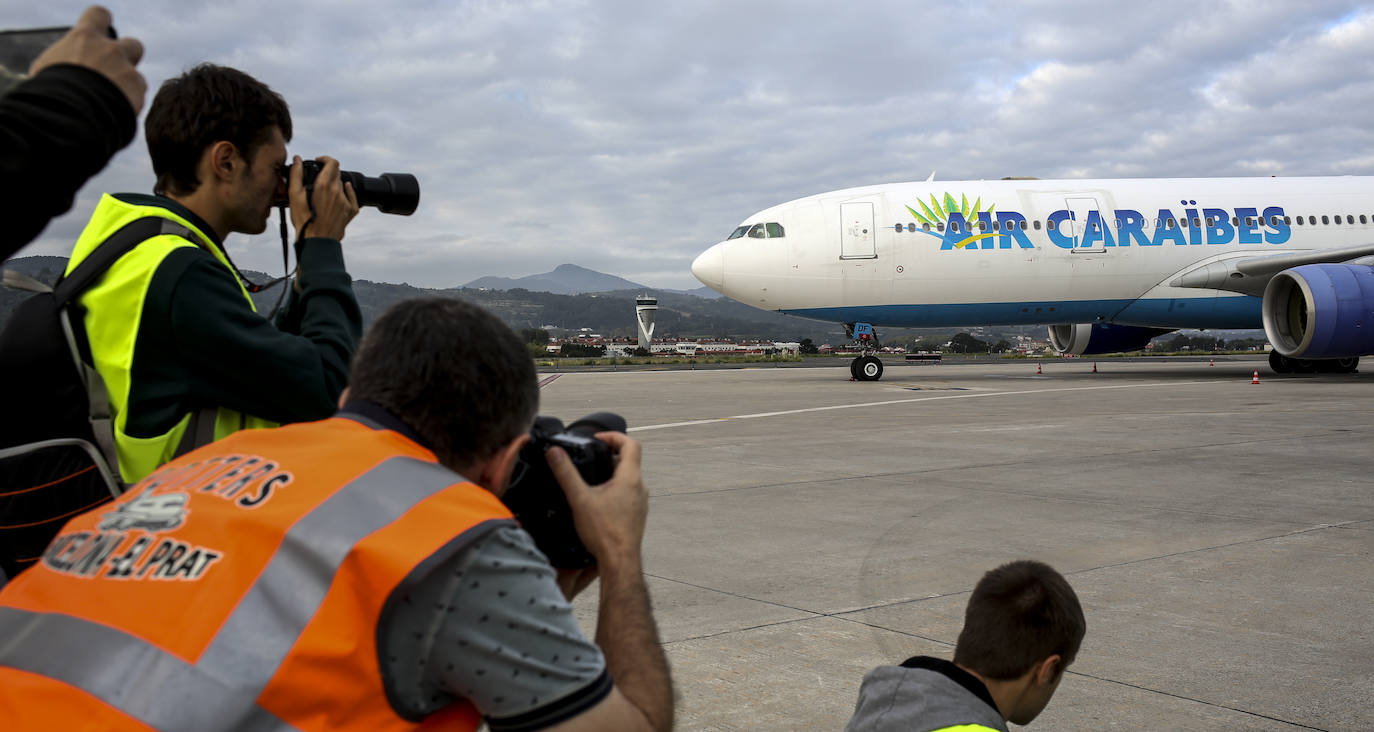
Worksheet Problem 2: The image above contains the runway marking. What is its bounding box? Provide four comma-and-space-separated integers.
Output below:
538, 374, 562, 389
630, 380, 1219, 432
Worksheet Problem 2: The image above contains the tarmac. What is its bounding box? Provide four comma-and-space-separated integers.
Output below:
537, 357, 1373, 731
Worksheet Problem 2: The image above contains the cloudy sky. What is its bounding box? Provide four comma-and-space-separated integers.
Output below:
11, 1, 1374, 290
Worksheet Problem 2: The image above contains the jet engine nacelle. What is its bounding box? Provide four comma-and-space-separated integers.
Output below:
1262, 263, 1374, 358
1048, 323, 1175, 356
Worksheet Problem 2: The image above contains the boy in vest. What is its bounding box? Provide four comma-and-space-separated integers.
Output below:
65, 62, 362, 484
847, 560, 1086, 731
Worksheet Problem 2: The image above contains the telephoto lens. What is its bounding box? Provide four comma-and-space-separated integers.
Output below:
275, 161, 420, 215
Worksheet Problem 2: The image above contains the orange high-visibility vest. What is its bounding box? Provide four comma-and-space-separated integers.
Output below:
0, 414, 517, 731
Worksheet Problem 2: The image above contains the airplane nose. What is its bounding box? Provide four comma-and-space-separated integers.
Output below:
692, 243, 726, 292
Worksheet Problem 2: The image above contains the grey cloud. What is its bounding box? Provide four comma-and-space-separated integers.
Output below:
9, 1, 1374, 289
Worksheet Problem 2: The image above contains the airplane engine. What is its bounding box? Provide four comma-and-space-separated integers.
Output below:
1262, 263, 1374, 358
1048, 323, 1174, 356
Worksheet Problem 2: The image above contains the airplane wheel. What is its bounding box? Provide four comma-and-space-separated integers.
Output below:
849, 358, 861, 379
857, 356, 884, 381
1316, 357, 1360, 374
1268, 350, 1292, 374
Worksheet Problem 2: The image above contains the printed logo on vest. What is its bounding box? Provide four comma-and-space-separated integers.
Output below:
97, 487, 189, 532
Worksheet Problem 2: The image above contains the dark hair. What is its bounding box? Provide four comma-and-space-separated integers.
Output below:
953, 560, 1086, 680
145, 63, 292, 196
349, 298, 538, 468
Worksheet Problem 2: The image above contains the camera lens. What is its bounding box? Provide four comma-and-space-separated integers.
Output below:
341, 171, 420, 216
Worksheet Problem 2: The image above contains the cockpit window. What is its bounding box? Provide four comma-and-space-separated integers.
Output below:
766, 222, 785, 238
727, 225, 749, 240
748, 223, 766, 238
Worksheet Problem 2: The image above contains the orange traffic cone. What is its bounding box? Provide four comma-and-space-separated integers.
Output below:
1092, 362, 1098, 373
1251, 370, 1260, 384
1209, 358, 1215, 367
1036, 362, 1043, 375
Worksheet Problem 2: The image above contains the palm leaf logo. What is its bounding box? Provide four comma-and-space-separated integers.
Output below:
906, 193, 997, 248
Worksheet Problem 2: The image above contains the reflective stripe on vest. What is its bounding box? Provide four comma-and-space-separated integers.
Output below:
0, 418, 508, 731
65, 194, 276, 483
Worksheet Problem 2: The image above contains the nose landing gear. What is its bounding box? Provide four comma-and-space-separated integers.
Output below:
845, 322, 885, 381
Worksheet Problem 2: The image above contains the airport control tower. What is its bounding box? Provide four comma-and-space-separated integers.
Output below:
636, 294, 657, 350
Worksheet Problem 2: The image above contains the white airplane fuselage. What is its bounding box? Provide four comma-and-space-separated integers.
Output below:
692, 177, 1374, 332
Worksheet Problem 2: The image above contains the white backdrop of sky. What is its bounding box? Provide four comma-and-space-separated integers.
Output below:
11, 1, 1374, 289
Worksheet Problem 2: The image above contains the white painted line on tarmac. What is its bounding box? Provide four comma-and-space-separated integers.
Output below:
630, 380, 1221, 432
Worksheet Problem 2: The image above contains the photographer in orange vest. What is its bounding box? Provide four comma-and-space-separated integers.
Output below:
0, 297, 673, 732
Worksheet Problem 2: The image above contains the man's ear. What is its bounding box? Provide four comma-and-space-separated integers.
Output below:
205, 140, 240, 183
1034, 654, 1063, 686
474, 434, 531, 497
336, 387, 350, 410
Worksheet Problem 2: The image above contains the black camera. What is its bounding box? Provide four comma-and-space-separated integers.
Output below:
275, 160, 420, 215
501, 412, 626, 569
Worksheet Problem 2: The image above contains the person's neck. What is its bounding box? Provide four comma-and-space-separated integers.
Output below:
955, 662, 1021, 721
165, 190, 229, 241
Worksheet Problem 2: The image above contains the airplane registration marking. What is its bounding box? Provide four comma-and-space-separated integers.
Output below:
630, 380, 1219, 432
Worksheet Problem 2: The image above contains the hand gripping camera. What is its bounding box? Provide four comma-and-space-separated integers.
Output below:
274, 160, 420, 215
501, 412, 626, 569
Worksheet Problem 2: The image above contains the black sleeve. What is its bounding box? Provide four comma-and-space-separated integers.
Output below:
0, 64, 136, 260
134, 239, 361, 428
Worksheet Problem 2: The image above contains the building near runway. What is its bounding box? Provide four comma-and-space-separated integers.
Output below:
636, 295, 657, 350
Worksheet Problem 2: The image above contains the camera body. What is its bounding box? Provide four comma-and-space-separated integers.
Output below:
501, 412, 625, 569
275, 160, 420, 215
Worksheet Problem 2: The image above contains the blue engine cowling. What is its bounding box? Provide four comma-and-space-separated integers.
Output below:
1048, 323, 1175, 355
1262, 264, 1374, 358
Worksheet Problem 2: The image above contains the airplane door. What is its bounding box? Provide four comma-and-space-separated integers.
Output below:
840, 202, 876, 259
1066, 196, 1105, 253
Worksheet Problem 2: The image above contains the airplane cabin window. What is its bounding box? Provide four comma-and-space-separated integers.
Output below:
748, 223, 766, 238
1231, 216, 1238, 226
1309, 216, 1316, 225
993, 221, 1000, 232
1191, 217, 1201, 227
894, 224, 904, 233
1283, 216, 1291, 225
1245, 217, 1254, 226
1321, 216, 1329, 225
907, 223, 915, 232
1333, 216, 1342, 225
727, 225, 748, 240
1206, 217, 1215, 227
1362, 215, 1369, 224
766, 222, 785, 237
1166, 218, 1175, 229
1033, 220, 1041, 230
1047, 220, 1056, 231
1347, 215, 1355, 224
937, 222, 945, 232
923, 223, 932, 231
1296, 217, 1303, 225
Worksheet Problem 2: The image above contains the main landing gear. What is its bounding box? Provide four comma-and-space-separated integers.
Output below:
845, 322, 884, 381
1268, 351, 1359, 374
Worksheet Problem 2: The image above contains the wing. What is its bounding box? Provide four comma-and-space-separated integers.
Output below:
1169, 243, 1374, 297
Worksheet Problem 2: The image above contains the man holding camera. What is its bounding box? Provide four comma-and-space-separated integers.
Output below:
62, 62, 361, 484
0, 297, 674, 731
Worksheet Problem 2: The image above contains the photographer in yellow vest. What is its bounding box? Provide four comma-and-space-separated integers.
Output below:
64, 63, 362, 483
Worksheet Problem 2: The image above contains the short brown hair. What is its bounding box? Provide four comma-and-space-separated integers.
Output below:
145, 63, 292, 195
953, 560, 1086, 680
348, 298, 538, 468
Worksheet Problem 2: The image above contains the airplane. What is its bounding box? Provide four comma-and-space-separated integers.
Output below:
690, 176, 1374, 380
